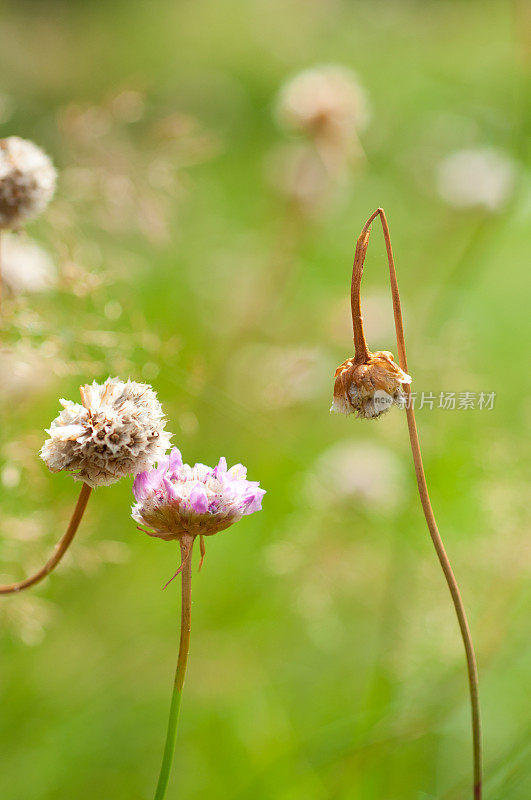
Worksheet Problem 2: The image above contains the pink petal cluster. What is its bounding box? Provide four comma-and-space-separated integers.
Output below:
132, 448, 265, 540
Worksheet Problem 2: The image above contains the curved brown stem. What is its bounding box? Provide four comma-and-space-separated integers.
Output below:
0, 483, 92, 595
360, 208, 482, 799
350, 226, 371, 363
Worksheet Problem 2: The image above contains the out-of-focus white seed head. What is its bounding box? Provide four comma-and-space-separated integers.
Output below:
436, 147, 516, 212
276, 65, 370, 141
1, 234, 56, 294
0, 137, 57, 229
40, 378, 172, 488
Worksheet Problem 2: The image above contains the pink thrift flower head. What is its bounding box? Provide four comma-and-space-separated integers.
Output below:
132, 448, 265, 586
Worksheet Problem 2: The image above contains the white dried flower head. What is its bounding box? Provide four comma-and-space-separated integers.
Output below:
436, 147, 516, 212
0, 137, 57, 229
1, 234, 56, 294
40, 378, 172, 487
276, 65, 370, 141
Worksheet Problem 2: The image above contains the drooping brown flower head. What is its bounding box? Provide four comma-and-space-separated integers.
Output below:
331, 350, 411, 419
330, 218, 411, 420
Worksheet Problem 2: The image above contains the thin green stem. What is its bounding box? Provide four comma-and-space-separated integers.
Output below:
154, 535, 194, 800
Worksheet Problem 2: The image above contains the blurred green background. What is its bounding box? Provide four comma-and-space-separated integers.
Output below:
0, 1, 529, 798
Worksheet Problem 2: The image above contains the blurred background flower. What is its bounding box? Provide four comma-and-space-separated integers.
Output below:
1, 234, 56, 295
276, 65, 369, 171
0, 136, 56, 229
436, 147, 517, 211
270, 64, 370, 217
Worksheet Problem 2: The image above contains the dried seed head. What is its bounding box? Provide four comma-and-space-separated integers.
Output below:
0, 137, 57, 229
132, 448, 265, 541
40, 378, 171, 487
331, 350, 411, 419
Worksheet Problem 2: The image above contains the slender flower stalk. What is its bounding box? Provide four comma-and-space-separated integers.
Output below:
0, 483, 92, 594
132, 448, 265, 798
154, 534, 194, 800
342, 208, 482, 799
